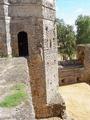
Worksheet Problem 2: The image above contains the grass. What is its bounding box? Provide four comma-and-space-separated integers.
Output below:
0, 83, 28, 108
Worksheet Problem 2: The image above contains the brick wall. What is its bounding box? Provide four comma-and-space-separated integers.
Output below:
59, 44, 90, 86
59, 67, 84, 86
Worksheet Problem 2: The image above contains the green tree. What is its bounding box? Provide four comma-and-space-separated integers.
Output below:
76, 15, 90, 44
56, 19, 76, 60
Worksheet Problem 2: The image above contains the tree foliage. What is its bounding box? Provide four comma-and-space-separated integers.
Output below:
76, 15, 90, 44
56, 19, 76, 60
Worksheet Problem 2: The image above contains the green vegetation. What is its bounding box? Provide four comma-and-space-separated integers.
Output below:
76, 15, 90, 44
57, 15, 90, 60
56, 19, 76, 60
0, 83, 28, 108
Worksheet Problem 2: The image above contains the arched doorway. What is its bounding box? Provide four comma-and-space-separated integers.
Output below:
18, 31, 29, 57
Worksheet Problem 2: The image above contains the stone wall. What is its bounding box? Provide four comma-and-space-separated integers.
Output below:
0, 0, 68, 119
82, 45, 90, 82
59, 67, 84, 86
77, 44, 85, 65
59, 44, 90, 86
76, 44, 90, 83
27, 1, 67, 119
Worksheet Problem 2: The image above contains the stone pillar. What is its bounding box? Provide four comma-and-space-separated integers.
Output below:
43, 0, 59, 104
83, 45, 90, 82
28, 0, 67, 119
4, 0, 12, 57
77, 44, 90, 83
0, 0, 7, 56
77, 44, 85, 65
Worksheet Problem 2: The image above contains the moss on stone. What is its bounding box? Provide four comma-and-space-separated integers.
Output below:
0, 83, 28, 108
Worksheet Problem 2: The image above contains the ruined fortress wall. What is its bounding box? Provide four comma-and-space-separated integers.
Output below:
0, 0, 67, 119
27, 1, 66, 118
10, 18, 44, 56
8, 0, 43, 56
59, 67, 84, 86
76, 45, 90, 83
59, 45, 90, 86
9, 1, 47, 117
27, 0, 66, 119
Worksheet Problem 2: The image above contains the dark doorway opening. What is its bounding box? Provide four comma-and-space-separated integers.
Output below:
18, 31, 29, 57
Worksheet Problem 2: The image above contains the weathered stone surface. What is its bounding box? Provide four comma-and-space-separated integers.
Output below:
77, 44, 85, 65
0, 0, 68, 119
0, 58, 35, 120
59, 44, 90, 86
59, 66, 84, 86
82, 45, 90, 82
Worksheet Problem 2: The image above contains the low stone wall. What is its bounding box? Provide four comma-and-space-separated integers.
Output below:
59, 44, 90, 86
0, 57, 35, 120
59, 66, 84, 86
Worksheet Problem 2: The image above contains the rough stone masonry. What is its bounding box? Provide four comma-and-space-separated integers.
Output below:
0, 0, 68, 119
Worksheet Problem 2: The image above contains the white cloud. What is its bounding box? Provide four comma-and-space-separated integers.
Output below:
56, 3, 90, 31
74, 8, 83, 14
74, 7, 90, 17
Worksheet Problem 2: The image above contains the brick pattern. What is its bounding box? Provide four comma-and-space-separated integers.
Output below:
59, 67, 84, 86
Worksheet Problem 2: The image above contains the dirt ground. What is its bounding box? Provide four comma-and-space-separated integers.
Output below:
59, 83, 90, 120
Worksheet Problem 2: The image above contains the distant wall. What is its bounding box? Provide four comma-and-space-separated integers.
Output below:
59, 44, 90, 86
82, 45, 90, 82
59, 67, 84, 86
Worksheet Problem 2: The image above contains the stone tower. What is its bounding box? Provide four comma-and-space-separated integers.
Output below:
0, 0, 67, 119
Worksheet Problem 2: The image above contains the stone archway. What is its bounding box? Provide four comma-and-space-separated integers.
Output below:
18, 31, 29, 57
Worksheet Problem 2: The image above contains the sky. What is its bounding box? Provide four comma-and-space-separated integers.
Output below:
56, 0, 90, 28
